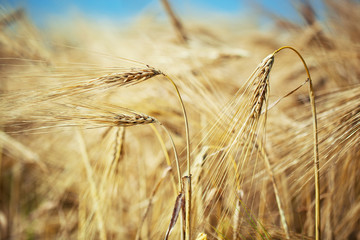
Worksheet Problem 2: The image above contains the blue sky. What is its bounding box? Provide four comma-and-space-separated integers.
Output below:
2, 0, 317, 27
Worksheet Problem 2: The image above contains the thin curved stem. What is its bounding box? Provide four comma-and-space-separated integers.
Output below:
150, 124, 179, 194
150, 122, 184, 240
163, 75, 191, 174
163, 74, 191, 240
158, 123, 182, 192
157, 122, 184, 240
273, 46, 321, 240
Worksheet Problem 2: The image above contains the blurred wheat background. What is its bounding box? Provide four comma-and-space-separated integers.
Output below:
0, 0, 359, 239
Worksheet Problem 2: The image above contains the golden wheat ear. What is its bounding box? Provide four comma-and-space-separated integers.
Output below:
249, 53, 274, 119
45, 67, 162, 100
96, 67, 162, 86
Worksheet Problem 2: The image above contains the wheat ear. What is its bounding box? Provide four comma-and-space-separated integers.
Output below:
96, 67, 162, 86
46, 67, 162, 100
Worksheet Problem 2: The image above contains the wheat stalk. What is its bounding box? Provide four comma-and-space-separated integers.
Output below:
273, 46, 320, 240
162, 74, 191, 240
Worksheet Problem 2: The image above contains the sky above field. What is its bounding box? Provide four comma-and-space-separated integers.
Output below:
3, 0, 323, 27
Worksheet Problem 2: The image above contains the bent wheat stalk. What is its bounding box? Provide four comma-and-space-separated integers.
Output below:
163, 74, 191, 240
273, 46, 320, 240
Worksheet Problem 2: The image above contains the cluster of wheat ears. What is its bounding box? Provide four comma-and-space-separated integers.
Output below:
0, 1, 359, 239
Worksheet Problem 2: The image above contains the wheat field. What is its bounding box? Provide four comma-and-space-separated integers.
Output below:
0, 1, 359, 239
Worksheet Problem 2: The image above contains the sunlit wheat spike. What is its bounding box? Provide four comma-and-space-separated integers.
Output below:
250, 54, 274, 119
96, 67, 163, 86
10, 102, 159, 131
52, 104, 159, 128
44, 67, 163, 100
114, 113, 157, 126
